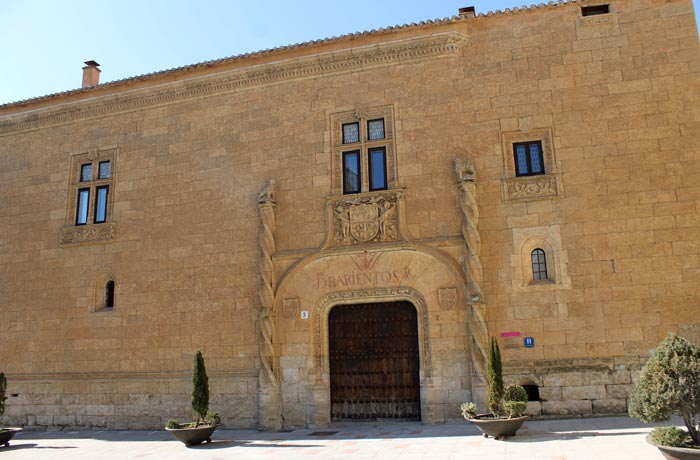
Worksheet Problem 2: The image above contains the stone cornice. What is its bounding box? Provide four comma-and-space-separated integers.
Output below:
0, 32, 466, 136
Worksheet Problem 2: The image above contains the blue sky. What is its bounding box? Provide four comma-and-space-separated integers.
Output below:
1, 0, 698, 105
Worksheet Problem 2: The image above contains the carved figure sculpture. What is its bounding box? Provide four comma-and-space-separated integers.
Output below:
454, 158, 482, 301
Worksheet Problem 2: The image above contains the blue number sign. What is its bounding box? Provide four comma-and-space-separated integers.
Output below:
524, 337, 535, 348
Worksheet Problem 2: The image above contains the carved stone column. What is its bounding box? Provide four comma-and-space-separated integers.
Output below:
257, 179, 282, 430
454, 159, 483, 302
454, 158, 488, 409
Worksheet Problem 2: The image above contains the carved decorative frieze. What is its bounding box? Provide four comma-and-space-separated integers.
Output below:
60, 223, 115, 246
0, 33, 466, 135
327, 191, 404, 247
504, 175, 559, 201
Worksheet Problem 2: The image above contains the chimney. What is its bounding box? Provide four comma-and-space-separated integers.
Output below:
82, 60, 101, 88
458, 6, 476, 18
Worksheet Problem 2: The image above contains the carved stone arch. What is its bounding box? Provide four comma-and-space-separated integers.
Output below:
312, 286, 433, 385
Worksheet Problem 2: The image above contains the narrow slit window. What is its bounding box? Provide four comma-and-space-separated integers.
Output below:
343, 151, 361, 194
76, 188, 90, 225
368, 147, 387, 191
105, 280, 115, 309
94, 186, 109, 224
531, 248, 548, 280
582, 4, 609, 16
342, 123, 360, 144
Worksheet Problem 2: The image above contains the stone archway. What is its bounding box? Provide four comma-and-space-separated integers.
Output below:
273, 246, 472, 427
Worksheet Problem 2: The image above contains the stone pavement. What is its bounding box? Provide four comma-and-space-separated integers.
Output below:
1, 416, 669, 459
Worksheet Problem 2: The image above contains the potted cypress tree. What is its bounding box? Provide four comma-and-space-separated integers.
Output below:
629, 334, 700, 460
166, 351, 221, 447
461, 337, 528, 440
0, 372, 22, 448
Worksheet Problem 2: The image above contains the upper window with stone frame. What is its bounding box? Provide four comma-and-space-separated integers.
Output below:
331, 106, 396, 195
501, 129, 561, 202
61, 147, 117, 246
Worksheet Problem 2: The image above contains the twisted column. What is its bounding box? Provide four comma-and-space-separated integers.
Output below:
454, 159, 483, 302
454, 158, 488, 410
257, 179, 281, 430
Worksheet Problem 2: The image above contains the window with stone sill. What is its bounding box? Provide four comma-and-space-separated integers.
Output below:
501, 129, 561, 202
61, 148, 117, 246
331, 106, 396, 195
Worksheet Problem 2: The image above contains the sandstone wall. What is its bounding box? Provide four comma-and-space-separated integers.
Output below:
0, 0, 698, 428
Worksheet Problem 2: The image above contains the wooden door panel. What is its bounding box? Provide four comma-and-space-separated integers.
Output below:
329, 302, 420, 421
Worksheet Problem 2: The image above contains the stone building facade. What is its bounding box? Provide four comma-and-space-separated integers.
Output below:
0, 0, 699, 430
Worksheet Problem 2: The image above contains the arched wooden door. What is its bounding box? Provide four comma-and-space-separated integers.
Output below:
328, 301, 421, 421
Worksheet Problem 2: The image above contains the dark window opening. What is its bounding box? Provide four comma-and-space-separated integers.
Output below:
343, 151, 361, 194
522, 384, 540, 401
514, 141, 545, 177
368, 147, 387, 191
582, 4, 609, 16
105, 280, 115, 309
531, 248, 548, 280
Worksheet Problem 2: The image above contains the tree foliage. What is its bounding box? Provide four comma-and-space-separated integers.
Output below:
0, 373, 7, 419
191, 351, 209, 425
487, 336, 504, 416
629, 334, 700, 446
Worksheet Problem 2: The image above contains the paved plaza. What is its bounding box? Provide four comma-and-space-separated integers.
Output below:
0, 416, 670, 459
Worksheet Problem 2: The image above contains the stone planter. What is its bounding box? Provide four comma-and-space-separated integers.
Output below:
469, 414, 528, 440
646, 435, 700, 460
166, 425, 217, 447
0, 428, 22, 447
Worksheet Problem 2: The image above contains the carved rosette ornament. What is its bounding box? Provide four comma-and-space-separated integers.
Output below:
257, 179, 282, 430
328, 191, 403, 247
454, 159, 483, 302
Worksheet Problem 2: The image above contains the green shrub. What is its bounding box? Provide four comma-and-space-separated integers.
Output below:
503, 385, 528, 418
503, 385, 527, 402
629, 334, 700, 446
649, 426, 689, 448
205, 412, 221, 426
460, 402, 477, 420
487, 337, 504, 416
191, 351, 209, 425
0, 373, 6, 420
166, 419, 181, 429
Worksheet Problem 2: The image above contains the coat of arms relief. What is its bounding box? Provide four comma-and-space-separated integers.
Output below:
329, 191, 403, 246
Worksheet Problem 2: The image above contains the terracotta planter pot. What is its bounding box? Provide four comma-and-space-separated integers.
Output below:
646, 435, 700, 460
166, 425, 217, 447
0, 428, 22, 447
469, 414, 528, 440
